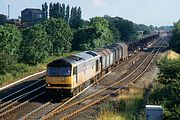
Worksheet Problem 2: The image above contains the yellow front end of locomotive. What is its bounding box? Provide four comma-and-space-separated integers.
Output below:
46, 76, 72, 90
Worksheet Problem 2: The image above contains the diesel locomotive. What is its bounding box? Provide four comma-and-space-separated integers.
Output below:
45, 34, 159, 96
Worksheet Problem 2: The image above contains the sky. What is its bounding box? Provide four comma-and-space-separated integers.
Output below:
0, 0, 180, 26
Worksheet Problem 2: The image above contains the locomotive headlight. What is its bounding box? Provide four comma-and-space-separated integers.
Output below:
47, 84, 50, 86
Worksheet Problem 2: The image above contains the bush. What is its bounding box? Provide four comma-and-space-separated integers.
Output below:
0, 52, 16, 75
148, 58, 180, 119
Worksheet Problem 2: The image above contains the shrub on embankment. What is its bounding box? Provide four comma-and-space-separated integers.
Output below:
97, 87, 146, 120
147, 55, 180, 119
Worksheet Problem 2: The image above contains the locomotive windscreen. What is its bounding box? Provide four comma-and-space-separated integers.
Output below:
47, 67, 71, 76
47, 59, 72, 76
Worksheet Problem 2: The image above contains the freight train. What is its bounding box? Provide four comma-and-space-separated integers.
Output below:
45, 34, 159, 96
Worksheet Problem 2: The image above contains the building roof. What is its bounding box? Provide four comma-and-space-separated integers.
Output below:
22, 8, 44, 13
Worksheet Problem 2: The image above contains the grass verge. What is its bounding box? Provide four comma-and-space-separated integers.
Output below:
0, 51, 80, 88
97, 87, 146, 120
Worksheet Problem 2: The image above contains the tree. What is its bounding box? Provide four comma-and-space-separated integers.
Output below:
42, 18, 73, 55
171, 20, 180, 53
20, 24, 50, 65
72, 17, 113, 50
42, 2, 48, 19
49, 2, 53, 18
0, 24, 21, 74
0, 14, 7, 25
61, 3, 66, 19
69, 7, 83, 29
106, 17, 137, 42
134, 24, 151, 35
104, 15, 121, 42
149, 58, 180, 119
0, 24, 22, 55
65, 5, 70, 22
0, 52, 16, 75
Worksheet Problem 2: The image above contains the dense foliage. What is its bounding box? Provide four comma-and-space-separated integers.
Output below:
103, 15, 121, 42
104, 16, 137, 41
135, 24, 151, 35
0, 52, 16, 74
72, 17, 113, 50
148, 58, 180, 119
0, 24, 22, 55
171, 20, 180, 53
0, 24, 22, 74
42, 18, 73, 55
20, 24, 50, 65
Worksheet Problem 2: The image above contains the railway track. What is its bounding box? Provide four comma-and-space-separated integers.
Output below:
18, 37, 164, 120
0, 79, 44, 103
0, 83, 46, 118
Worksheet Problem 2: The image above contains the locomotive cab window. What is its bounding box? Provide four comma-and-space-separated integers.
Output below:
47, 67, 71, 76
59, 67, 71, 76
47, 67, 59, 76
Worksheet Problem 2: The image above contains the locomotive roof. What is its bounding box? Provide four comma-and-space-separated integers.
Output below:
74, 51, 99, 61
48, 51, 100, 67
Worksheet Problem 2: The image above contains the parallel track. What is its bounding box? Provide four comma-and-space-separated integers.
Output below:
0, 84, 45, 118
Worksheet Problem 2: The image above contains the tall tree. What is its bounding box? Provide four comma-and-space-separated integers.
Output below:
65, 5, 70, 22
53, 3, 59, 18
69, 7, 82, 29
61, 3, 66, 19
42, 2, 48, 19
171, 20, 180, 53
49, 2, 53, 18
20, 24, 50, 65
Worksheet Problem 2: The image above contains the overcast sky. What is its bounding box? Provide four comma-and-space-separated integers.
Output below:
0, 0, 180, 26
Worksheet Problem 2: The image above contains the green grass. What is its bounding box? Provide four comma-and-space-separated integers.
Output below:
97, 87, 146, 120
0, 51, 80, 87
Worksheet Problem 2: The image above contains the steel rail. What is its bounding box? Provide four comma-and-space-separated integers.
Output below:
0, 85, 45, 118
0, 79, 42, 104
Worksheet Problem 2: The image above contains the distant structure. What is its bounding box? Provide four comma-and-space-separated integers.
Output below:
8, 4, 10, 19
21, 8, 45, 24
0, 14, 7, 25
